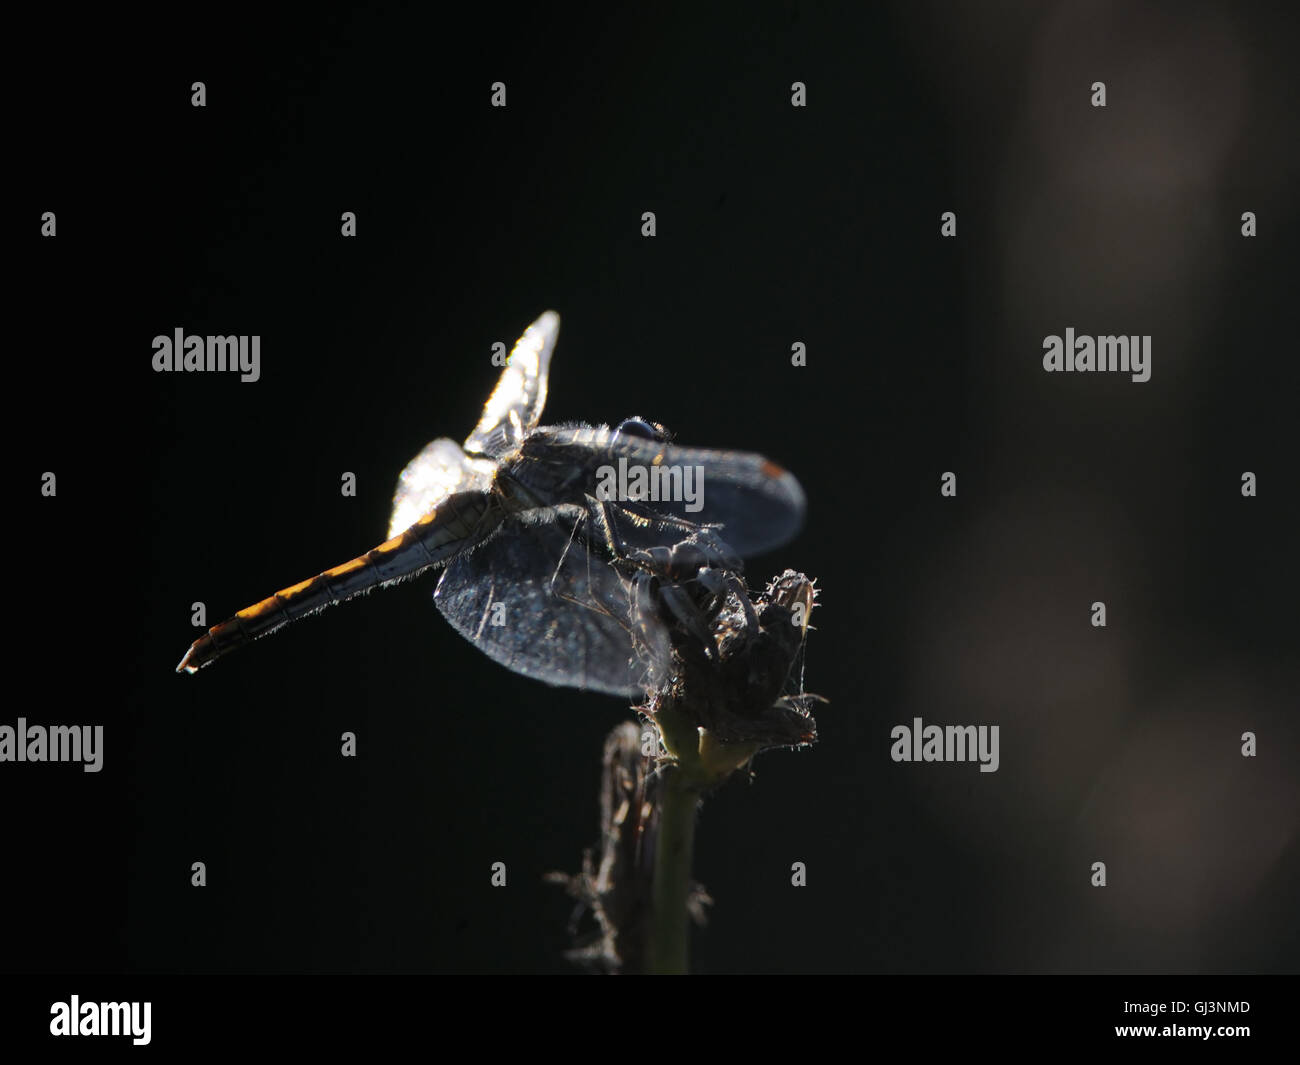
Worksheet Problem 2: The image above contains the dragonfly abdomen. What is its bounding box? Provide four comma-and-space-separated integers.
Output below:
176, 490, 493, 673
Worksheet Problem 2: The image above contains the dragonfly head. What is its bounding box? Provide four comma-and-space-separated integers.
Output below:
612, 417, 670, 445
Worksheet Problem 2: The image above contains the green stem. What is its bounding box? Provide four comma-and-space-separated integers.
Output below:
647, 764, 698, 975
644, 705, 755, 975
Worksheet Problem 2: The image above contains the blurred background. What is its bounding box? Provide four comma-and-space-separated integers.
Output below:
12, 1, 1297, 972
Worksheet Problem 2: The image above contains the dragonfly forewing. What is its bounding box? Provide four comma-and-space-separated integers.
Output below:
650, 443, 805, 556
517, 428, 806, 558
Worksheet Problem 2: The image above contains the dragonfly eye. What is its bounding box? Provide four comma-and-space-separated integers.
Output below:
614, 417, 668, 444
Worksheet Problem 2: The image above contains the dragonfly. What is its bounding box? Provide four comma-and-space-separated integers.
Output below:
177, 311, 806, 696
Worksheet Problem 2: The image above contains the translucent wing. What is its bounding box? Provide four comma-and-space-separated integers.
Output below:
463, 311, 559, 459
645, 441, 805, 556
389, 437, 496, 539
518, 428, 806, 558
433, 503, 670, 698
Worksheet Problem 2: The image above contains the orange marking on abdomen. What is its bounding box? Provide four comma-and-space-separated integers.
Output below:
278, 577, 316, 598
760, 459, 788, 479
237, 596, 282, 620
325, 557, 368, 578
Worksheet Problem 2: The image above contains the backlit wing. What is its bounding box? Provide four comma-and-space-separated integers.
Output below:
389, 437, 496, 539
519, 427, 807, 558
463, 311, 559, 459
644, 441, 805, 556
433, 504, 670, 698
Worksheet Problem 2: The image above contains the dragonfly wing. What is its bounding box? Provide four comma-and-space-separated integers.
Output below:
389, 437, 496, 538
602, 437, 806, 557
463, 311, 559, 459
433, 503, 669, 698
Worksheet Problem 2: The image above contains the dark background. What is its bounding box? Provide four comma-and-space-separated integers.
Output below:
12, 2, 1298, 974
